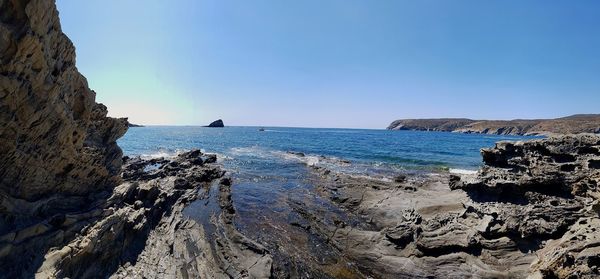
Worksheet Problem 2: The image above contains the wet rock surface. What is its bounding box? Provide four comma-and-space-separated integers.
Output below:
0, 148, 242, 278
110, 152, 273, 279
2, 148, 272, 279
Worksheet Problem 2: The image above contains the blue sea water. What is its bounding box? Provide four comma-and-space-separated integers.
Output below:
118, 126, 537, 274
118, 126, 532, 177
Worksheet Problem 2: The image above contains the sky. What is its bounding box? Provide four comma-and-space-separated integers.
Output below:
55, 0, 600, 128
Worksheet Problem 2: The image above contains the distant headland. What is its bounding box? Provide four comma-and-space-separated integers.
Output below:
387, 114, 600, 135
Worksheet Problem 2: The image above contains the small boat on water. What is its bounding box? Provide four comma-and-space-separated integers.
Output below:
258, 128, 265, 131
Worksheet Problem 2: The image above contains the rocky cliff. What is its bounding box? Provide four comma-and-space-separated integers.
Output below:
387, 114, 600, 135
0, 2, 272, 278
0, 0, 119, 272
1, 0, 130, 272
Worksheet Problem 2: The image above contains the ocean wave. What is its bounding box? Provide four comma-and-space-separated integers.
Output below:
214, 152, 233, 162
276, 150, 405, 182
275, 150, 352, 168
227, 146, 462, 181
229, 146, 274, 159
449, 168, 478, 175
139, 148, 230, 163
140, 148, 185, 159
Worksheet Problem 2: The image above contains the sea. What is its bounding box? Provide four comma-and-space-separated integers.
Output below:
118, 126, 533, 178
117, 126, 537, 274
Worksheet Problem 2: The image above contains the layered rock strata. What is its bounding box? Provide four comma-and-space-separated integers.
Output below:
453, 134, 600, 278
0, 0, 128, 275
304, 134, 600, 278
1, 1, 271, 278
36, 150, 227, 278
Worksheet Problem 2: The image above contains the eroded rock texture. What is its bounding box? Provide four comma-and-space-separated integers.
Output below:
109, 154, 272, 279
452, 134, 600, 278
35, 151, 267, 279
455, 134, 600, 198
307, 134, 600, 278
0, 0, 128, 275
0, 1, 273, 278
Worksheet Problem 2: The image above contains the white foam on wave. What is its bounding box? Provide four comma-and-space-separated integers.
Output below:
304, 156, 320, 166
140, 148, 228, 161
228, 147, 409, 182
140, 149, 184, 159
449, 168, 478, 175
275, 151, 322, 166
212, 152, 232, 162
229, 146, 273, 159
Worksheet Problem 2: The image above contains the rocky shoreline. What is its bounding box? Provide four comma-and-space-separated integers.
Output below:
5, 134, 599, 278
2, 1, 600, 278
298, 134, 600, 278
387, 115, 600, 135
0, 1, 265, 277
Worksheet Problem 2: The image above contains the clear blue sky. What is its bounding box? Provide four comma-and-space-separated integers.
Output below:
56, 0, 600, 128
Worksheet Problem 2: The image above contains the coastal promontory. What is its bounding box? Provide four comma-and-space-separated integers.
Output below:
387, 114, 600, 135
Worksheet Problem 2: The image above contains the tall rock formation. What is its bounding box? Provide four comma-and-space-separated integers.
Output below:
0, 0, 128, 274
0, 2, 271, 278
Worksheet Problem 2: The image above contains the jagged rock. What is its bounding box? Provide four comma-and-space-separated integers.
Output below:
35, 150, 229, 278
529, 218, 600, 279
23, 149, 272, 279
449, 134, 600, 278
307, 134, 600, 278
451, 134, 600, 198
0, 2, 270, 278
0, 0, 128, 274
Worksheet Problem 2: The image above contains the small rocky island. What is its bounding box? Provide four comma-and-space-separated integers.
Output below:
387, 114, 600, 135
205, 119, 225, 127
1, 1, 599, 278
